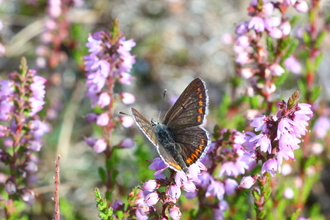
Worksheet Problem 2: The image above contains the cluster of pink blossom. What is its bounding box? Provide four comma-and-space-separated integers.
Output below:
83, 29, 136, 153
0, 61, 49, 203
234, 0, 306, 97
241, 97, 313, 188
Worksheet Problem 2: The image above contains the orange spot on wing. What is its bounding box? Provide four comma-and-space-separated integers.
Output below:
197, 88, 201, 92
198, 100, 204, 106
198, 107, 203, 114
199, 93, 203, 99
197, 115, 202, 123
165, 160, 182, 170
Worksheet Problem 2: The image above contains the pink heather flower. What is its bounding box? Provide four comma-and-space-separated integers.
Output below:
119, 72, 133, 85
284, 0, 297, 5
241, 68, 254, 78
96, 113, 109, 126
118, 138, 134, 148
5, 180, 16, 195
143, 180, 160, 192
235, 22, 249, 35
239, 176, 256, 189
48, 0, 61, 18
248, 16, 265, 32
25, 161, 38, 173
97, 92, 111, 108
30, 120, 51, 140
221, 33, 234, 45
280, 21, 291, 36
235, 51, 250, 65
0, 80, 14, 120
281, 163, 292, 176
250, 133, 272, 154
0, 43, 5, 56
120, 116, 134, 128
21, 189, 35, 203
262, 158, 278, 176
175, 171, 196, 192
121, 92, 135, 105
219, 161, 238, 177
92, 138, 107, 153
269, 28, 283, 39
297, 217, 310, 220
264, 17, 281, 31
262, 3, 274, 15
85, 32, 103, 55
148, 157, 168, 175
269, 63, 285, 76
295, 1, 308, 13
167, 184, 181, 201
144, 192, 159, 206
85, 113, 97, 123
195, 171, 214, 189
314, 116, 330, 138
213, 201, 229, 220
169, 205, 181, 220
224, 178, 238, 195
185, 191, 198, 199
116, 37, 136, 74
283, 187, 294, 199
0, 125, 7, 137
27, 140, 42, 152
206, 180, 225, 200
29, 75, 47, 116
187, 161, 206, 180
112, 200, 124, 211
250, 115, 267, 131
236, 36, 250, 47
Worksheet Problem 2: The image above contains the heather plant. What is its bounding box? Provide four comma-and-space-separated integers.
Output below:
0, 58, 49, 218
0, 0, 329, 220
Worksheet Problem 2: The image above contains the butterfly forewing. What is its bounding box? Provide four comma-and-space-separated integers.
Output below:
131, 108, 158, 147
162, 78, 208, 129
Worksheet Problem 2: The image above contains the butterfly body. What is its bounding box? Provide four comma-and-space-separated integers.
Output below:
131, 78, 210, 173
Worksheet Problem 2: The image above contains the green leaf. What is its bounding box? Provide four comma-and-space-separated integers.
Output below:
315, 52, 324, 69
274, 70, 289, 87
281, 39, 299, 62
252, 189, 260, 200
311, 86, 322, 103
297, 79, 307, 99
290, 209, 301, 220
315, 31, 326, 48
249, 95, 260, 109
266, 37, 275, 61
302, 31, 310, 45
290, 15, 300, 27
259, 210, 267, 219
279, 36, 292, 51
98, 167, 107, 183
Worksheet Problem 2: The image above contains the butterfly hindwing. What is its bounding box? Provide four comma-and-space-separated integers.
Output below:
170, 126, 209, 166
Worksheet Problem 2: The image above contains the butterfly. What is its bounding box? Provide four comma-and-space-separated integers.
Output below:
131, 78, 210, 173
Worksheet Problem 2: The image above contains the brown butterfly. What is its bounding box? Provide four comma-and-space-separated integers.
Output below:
131, 78, 210, 173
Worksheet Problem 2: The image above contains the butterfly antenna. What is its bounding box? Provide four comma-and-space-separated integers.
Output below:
158, 89, 167, 121
119, 111, 132, 117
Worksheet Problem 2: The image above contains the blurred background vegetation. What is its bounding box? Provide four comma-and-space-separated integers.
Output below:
0, 0, 330, 219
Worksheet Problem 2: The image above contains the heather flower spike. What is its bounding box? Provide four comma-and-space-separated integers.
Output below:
0, 58, 49, 215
